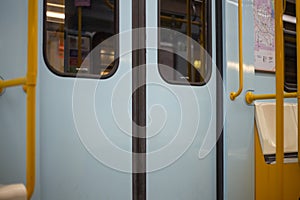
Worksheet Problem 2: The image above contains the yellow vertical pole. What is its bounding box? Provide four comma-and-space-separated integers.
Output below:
237, 0, 243, 96
199, 2, 204, 47
296, 0, 300, 164
230, 0, 243, 100
199, 1, 205, 83
186, 0, 192, 81
78, 6, 82, 68
275, 0, 284, 198
26, 0, 38, 198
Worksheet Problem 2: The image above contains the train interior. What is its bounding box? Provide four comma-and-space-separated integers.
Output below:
0, 0, 300, 199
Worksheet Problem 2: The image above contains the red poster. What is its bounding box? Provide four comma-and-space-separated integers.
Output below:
75, 0, 90, 7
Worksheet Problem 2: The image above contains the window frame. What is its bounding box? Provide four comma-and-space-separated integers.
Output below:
43, 0, 119, 79
157, 0, 212, 86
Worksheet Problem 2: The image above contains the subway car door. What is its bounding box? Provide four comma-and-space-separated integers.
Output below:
43, 0, 221, 199
41, 0, 134, 199
144, 0, 221, 199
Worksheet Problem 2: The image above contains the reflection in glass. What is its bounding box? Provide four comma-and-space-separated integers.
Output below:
159, 0, 210, 85
45, 0, 116, 77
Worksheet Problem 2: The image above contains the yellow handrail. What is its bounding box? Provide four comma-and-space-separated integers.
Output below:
297, 0, 300, 164
245, 92, 297, 104
160, 15, 201, 26
230, 0, 243, 101
0, 77, 27, 93
26, 0, 38, 198
104, 0, 114, 10
274, 0, 284, 198
186, 0, 192, 80
77, 6, 82, 68
0, 0, 38, 199
245, 1, 285, 198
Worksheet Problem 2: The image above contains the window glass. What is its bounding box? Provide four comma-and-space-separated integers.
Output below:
159, 0, 211, 85
44, 0, 117, 77
283, 0, 297, 92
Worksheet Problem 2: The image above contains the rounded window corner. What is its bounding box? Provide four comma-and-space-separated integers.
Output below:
157, 0, 212, 86
43, 0, 119, 79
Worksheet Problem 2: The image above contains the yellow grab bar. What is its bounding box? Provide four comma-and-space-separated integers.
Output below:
297, 0, 300, 164
274, 0, 284, 198
77, 6, 82, 68
104, 0, 114, 10
160, 15, 200, 26
0, 77, 27, 93
0, 1, 37, 199
186, 0, 192, 80
245, 92, 297, 104
245, 1, 285, 197
230, 0, 243, 101
26, 0, 38, 198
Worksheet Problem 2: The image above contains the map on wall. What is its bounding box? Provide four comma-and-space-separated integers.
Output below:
253, 0, 275, 72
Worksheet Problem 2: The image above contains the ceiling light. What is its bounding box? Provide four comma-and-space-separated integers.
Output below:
283, 14, 296, 24
46, 2, 65, 8
46, 11, 65, 20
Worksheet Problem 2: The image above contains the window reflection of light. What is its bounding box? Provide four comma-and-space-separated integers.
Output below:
46, 3, 65, 8
46, 11, 65, 19
100, 71, 110, 76
283, 14, 296, 24
194, 60, 201, 69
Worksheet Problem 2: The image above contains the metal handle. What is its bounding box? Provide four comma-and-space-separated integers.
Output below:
230, 0, 243, 101
0, 77, 27, 92
245, 92, 297, 104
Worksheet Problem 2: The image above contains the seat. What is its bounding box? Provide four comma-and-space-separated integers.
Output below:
0, 184, 26, 200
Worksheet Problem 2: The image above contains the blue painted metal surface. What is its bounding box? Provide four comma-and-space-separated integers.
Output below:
224, 0, 255, 199
37, 0, 133, 199
0, 0, 283, 199
146, 1, 217, 199
0, 0, 30, 194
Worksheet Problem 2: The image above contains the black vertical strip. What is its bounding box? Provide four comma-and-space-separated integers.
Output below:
132, 0, 146, 200
206, 0, 212, 59
216, 0, 224, 199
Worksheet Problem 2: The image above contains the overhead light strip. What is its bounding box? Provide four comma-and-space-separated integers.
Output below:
283, 14, 296, 24
46, 18, 64, 24
46, 2, 65, 8
46, 11, 65, 19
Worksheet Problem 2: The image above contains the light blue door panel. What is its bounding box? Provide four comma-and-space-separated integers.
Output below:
224, 0, 255, 199
146, 1, 217, 199
38, 0, 133, 199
